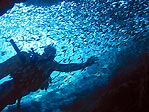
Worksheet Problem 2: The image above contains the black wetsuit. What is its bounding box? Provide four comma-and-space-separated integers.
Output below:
0, 57, 88, 111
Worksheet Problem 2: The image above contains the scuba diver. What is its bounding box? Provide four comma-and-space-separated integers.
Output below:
0, 0, 27, 16
0, 39, 98, 111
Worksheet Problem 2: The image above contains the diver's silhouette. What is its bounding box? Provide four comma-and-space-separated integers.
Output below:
0, 40, 98, 111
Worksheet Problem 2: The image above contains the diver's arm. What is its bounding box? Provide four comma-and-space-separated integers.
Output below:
53, 62, 88, 72
53, 56, 98, 72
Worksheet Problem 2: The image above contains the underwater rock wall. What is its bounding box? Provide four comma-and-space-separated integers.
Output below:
60, 53, 149, 112
0, 0, 149, 111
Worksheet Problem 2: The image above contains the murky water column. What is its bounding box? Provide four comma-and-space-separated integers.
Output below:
0, 0, 148, 111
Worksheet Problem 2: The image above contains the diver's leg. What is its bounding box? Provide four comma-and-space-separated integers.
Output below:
0, 80, 17, 111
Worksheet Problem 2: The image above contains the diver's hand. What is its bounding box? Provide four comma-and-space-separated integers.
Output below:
86, 56, 98, 66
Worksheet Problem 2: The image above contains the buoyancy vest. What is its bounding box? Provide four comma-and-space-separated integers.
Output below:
10, 60, 50, 95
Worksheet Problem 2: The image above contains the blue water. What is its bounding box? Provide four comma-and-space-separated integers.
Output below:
0, 0, 148, 111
